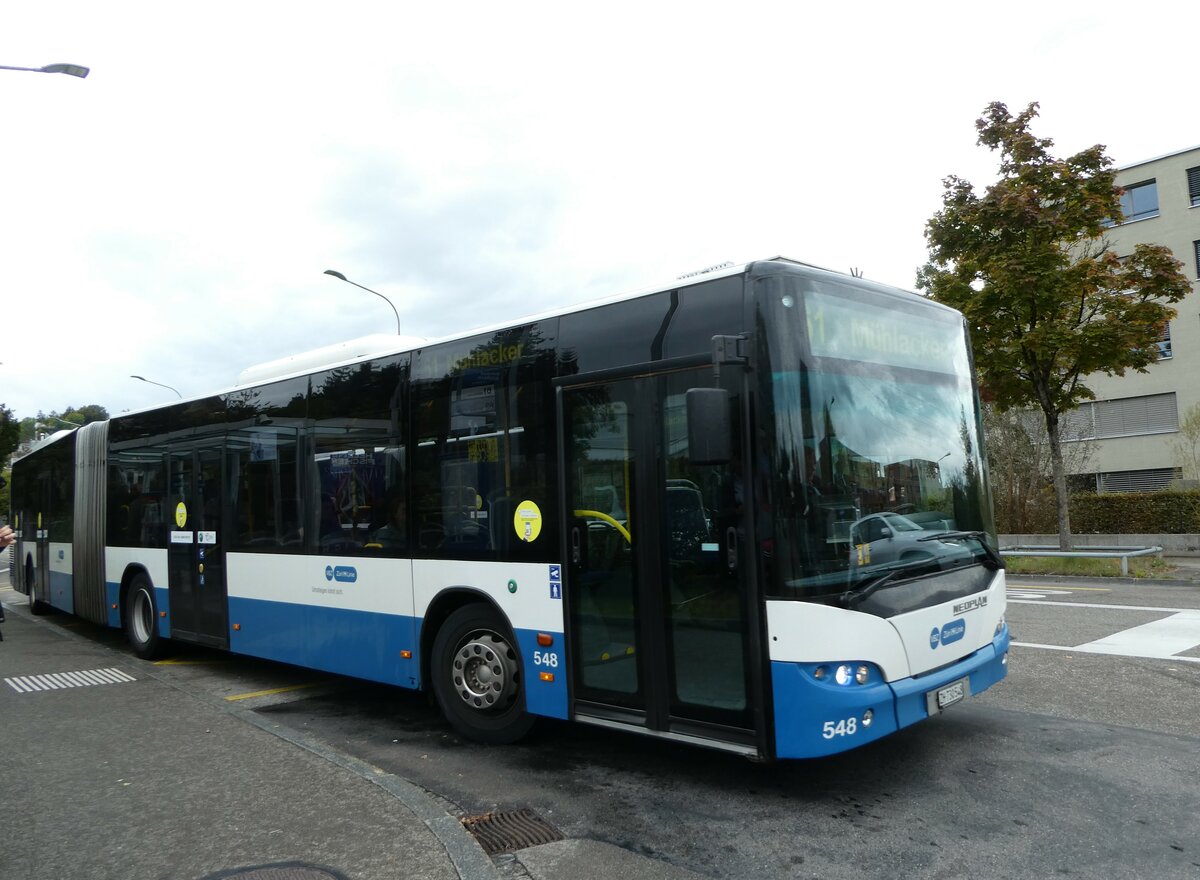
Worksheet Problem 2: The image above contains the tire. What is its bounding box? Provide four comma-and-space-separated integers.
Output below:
431, 603, 535, 745
125, 574, 165, 660
26, 558, 49, 616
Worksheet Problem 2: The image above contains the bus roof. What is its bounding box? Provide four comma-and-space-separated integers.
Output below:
124, 256, 909, 417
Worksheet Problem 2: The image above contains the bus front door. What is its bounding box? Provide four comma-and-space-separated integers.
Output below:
167, 444, 229, 648
562, 368, 756, 748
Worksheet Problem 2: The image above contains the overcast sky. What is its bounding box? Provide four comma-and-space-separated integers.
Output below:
3, 1, 1196, 422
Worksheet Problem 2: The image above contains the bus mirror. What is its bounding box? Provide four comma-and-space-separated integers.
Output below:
686, 388, 732, 465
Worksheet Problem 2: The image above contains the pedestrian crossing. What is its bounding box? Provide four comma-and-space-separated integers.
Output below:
1006, 589, 1200, 664
4, 667, 137, 693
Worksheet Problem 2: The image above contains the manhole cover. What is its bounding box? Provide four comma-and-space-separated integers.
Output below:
462, 807, 565, 855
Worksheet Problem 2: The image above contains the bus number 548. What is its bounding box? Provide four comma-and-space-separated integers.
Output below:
822, 718, 858, 739
533, 650, 559, 668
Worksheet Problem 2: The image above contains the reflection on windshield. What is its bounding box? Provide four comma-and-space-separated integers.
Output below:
755, 275, 996, 599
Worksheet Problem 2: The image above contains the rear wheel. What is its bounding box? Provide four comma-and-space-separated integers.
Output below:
431, 603, 535, 745
125, 574, 165, 660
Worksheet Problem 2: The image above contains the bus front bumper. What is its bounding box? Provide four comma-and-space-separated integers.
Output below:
772, 625, 1010, 759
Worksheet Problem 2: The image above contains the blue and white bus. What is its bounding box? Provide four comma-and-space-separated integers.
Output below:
8, 258, 1008, 759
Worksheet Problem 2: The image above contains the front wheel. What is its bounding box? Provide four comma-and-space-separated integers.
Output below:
431, 603, 535, 745
125, 575, 165, 660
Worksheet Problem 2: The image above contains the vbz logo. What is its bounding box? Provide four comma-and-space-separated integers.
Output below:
930, 620, 966, 650
324, 565, 358, 584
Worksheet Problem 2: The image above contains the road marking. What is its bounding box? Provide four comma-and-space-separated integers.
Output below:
224, 683, 317, 702
1012, 641, 1200, 664
1076, 610, 1200, 657
1007, 588, 1075, 600
1011, 606, 1200, 663
1008, 600, 1193, 613
4, 667, 137, 693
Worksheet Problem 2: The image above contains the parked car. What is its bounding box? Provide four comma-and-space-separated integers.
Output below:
847, 511, 970, 567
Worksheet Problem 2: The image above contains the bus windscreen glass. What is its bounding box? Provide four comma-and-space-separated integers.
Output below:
754, 274, 996, 599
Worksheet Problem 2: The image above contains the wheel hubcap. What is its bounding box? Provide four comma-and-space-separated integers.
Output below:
452, 631, 516, 710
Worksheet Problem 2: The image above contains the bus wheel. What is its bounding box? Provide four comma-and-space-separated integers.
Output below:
26, 560, 48, 616
125, 575, 165, 660
431, 604, 535, 745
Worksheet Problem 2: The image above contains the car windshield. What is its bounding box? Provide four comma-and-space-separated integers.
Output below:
752, 269, 997, 600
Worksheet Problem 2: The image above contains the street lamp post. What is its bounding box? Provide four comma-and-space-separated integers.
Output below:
130, 375, 183, 399
324, 269, 401, 335
0, 62, 89, 78
42, 415, 80, 429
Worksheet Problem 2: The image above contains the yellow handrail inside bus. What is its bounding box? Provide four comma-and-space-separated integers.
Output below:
573, 509, 631, 544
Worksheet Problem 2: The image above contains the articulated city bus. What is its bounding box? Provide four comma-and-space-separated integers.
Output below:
8, 258, 1008, 759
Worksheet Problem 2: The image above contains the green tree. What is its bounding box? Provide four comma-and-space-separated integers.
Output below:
918, 102, 1191, 549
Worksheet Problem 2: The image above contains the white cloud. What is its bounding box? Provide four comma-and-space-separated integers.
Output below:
2, 0, 1197, 419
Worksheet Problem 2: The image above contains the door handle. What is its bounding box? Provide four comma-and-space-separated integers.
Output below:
571, 526, 582, 565
726, 527, 738, 571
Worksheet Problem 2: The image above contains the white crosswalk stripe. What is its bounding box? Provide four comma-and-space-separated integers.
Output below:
4, 667, 136, 693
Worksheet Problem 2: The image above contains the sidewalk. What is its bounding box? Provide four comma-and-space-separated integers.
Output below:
0, 588, 704, 880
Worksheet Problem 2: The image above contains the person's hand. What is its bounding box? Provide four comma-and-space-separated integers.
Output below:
0, 525, 13, 549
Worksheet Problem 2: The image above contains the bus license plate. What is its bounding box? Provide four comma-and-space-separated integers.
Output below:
928, 677, 969, 714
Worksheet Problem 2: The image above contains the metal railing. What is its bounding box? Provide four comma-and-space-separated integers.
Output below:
1002, 545, 1163, 577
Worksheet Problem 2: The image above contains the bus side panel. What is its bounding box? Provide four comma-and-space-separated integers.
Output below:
225, 553, 419, 688
105, 547, 169, 632
413, 559, 568, 720
48, 542, 74, 614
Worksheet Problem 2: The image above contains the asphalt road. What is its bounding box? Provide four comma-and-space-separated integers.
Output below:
6, 576, 1200, 879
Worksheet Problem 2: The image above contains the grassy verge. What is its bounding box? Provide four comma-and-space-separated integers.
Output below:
1001, 554, 1175, 579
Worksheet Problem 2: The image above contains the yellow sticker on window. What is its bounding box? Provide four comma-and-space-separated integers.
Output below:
175, 502, 188, 529
513, 500, 542, 543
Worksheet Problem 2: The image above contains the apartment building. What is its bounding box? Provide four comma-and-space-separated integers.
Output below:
1068, 145, 1200, 492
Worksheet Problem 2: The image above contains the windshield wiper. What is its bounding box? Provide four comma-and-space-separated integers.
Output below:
916, 530, 1004, 569
838, 565, 910, 609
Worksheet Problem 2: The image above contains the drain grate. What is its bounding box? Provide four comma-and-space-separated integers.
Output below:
4, 667, 136, 693
461, 807, 565, 855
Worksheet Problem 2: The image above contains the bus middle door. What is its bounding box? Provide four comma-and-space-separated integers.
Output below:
167, 444, 229, 648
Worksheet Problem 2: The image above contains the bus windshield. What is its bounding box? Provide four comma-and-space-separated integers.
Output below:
753, 270, 997, 600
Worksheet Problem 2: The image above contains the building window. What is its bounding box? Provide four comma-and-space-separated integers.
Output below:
1095, 467, 1180, 494
1194, 239, 1200, 279
1156, 325, 1172, 360
1071, 392, 1178, 440
1110, 179, 1160, 224
1188, 166, 1200, 208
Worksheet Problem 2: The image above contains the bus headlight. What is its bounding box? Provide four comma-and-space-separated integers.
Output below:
811, 662, 877, 686
995, 616, 1006, 637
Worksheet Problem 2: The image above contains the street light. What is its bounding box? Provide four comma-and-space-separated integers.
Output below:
0, 62, 89, 78
42, 415, 80, 429
324, 269, 401, 335
131, 375, 183, 399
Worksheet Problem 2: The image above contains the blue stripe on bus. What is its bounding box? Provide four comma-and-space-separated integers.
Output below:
48, 570, 75, 614
229, 596, 420, 689
106, 581, 121, 628
771, 664, 899, 759
772, 627, 1010, 759
514, 628, 568, 720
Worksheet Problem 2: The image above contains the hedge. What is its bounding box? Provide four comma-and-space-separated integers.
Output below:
997, 490, 1200, 535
